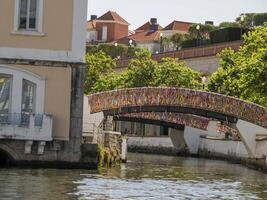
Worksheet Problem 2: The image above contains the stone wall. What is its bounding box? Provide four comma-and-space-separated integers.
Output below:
88, 87, 267, 128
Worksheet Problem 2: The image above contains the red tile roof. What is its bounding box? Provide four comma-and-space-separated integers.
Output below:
136, 21, 163, 32
118, 30, 161, 43
97, 11, 129, 25
162, 20, 193, 32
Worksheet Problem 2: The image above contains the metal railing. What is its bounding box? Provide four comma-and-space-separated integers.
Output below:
0, 113, 44, 127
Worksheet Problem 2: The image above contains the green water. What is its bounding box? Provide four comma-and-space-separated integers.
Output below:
0, 153, 266, 200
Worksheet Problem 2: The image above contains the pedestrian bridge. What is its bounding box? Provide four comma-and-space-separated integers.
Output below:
88, 87, 267, 128
88, 87, 267, 159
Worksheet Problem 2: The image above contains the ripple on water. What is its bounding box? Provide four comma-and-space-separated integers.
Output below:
73, 175, 265, 200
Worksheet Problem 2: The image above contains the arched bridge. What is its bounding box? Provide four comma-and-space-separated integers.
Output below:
114, 113, 210, 131
88, 87, 267, 128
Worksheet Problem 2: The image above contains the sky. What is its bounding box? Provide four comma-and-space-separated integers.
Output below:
87, 0, 267, 30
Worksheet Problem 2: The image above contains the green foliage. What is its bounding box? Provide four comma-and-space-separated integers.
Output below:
209, 27, 248, 43
84, 51, 115, 94
236, 13, 267, 28
219, 22, 241, 28
86, 43, 141, 58
123, 50, 158, 87
161, 37, 172, 52
208, 23, 267, 106
188, 24, 215, 39
85, 49, 202, 93
170, 33, 185, 50
154, 58, 202, 88
92, 72, 126, 93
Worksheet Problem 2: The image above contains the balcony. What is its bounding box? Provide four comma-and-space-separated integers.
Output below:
0, 113, 53, 141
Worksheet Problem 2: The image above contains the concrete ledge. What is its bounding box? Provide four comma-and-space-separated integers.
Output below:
198, 150, 267, 173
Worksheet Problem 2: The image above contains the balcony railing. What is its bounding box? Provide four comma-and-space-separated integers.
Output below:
0, 113, 53, 141
0, 113, 46, 127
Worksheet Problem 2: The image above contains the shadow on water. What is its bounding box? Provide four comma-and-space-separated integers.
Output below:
0, 149, 15, 168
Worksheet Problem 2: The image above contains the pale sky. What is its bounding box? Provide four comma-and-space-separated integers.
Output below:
87, 0, 267, 30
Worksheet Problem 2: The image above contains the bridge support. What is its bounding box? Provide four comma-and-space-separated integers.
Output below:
184, 126, 207, 154
236, 119, 267, 159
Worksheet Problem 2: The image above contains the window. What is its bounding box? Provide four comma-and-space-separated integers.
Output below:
102, 26, 108, 41
21, 80, 36, 114
0, 76, 12, 114
19, 0, 38, 30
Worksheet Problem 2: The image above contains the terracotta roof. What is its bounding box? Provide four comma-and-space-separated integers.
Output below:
136, 21, 163, 32
86, 20, 96, 30
97, 11, 129, 25
118, 30, 161, 43
162, 20, 193, 32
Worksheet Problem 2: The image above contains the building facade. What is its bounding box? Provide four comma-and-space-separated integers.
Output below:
0, 0, 88, 166
86, 11, 129, 43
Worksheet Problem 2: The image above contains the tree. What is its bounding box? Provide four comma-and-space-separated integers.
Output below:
92, 72, 126, 93
170, 33, 185, 50
161, 37, 172, 52
154, 58, 202, 88
208, 23, 267, 106
123, 50, 157, 88
188, 24, 215, 39
219, 22, 240, 28
84, 51, 116, 94
236, 13, 267, 29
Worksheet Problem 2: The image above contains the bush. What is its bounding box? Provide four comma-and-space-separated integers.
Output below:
182, 39, 210, 48
86, 43, 141, 58
210, 27, 249, 43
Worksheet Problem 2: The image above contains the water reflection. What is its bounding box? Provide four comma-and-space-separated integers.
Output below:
0, 153, 266, 200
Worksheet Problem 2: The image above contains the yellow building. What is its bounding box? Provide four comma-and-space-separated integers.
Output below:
0, 0, 88, 166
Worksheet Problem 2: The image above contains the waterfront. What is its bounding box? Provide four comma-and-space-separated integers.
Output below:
0, 153, 266, 200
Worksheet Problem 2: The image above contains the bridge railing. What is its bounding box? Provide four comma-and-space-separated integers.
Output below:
88, 87, 267, 129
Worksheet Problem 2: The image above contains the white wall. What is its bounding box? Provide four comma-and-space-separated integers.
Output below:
0, 114, 53, 141
86, 30, 98, 42
83, 96, 104, 132
184, 126, 208, 154
128, 137, 174, 148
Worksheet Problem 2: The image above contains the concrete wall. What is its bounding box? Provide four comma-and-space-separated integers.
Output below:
127, 128, 186, 154
128, 137, 174, 148
184, 126, 207, 154
183, 56, 219, 74
199, 139, 249, 158
83, 96, 104, 132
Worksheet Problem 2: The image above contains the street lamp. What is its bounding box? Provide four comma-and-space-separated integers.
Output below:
114, 42, 118, 58
201, 76, 207, 90
129, 39, 133, 47
159, 32, 163, 53
196, 25, 200, 46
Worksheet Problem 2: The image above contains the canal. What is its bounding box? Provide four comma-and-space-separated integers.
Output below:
0, 153, 266, 200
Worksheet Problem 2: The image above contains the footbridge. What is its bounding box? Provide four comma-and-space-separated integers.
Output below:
88, 87, 267, 159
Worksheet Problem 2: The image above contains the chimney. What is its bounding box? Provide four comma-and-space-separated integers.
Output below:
91, 15, 98, 20
150, 18, 158, 25
205, 21, 214, 25
150, 18, 159, 32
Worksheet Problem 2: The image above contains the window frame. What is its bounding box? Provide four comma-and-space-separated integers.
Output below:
0, 74, 13, 114
19, 0, 38, 31
13, 0, 44, 34
21, 79, 37, 114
